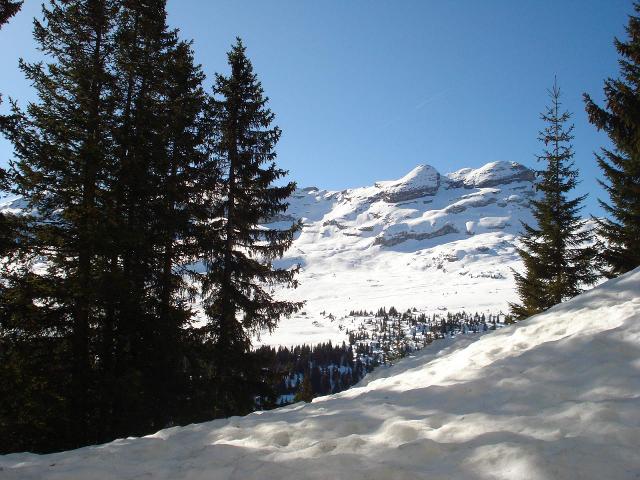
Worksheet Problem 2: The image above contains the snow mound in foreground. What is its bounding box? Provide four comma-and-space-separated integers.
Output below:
3, 269, 640, 479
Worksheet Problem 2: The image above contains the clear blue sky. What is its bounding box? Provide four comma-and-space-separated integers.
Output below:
0, 0, 633, 216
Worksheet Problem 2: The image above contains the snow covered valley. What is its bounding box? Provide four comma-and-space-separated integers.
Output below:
3, 266, 639, 479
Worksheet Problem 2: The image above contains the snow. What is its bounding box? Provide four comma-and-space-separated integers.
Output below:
466, 220, 476, 234
0, 161, 554, 353
3, 268, 639, 479
375, 164, 441, 202
0, 195, 28, 216
446, 161, 536, 188
259, 161, 538, 348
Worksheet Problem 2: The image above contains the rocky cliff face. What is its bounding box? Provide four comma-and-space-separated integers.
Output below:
446, 161, 536, 188
271, 160, 537, 250
375, 164, 441, 202
251, 160, 542, 346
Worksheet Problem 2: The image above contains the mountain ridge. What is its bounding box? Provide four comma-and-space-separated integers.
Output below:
260, 160, 539, 347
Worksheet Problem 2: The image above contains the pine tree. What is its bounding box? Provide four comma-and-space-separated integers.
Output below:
199, 38, 302, 416
584, 2, 640, 277
0, 0, 23, 106
1, 0, 120, 450
511, 80, 597, 319
146, 34, 212, 431
104, 0, 170, 437
294, 372, 314, 403
97, 0, 212, 437
0, 0, 24, 235
0, 0, 213, 451
0, 0, 22, 29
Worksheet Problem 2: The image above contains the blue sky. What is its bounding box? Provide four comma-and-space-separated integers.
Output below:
0, 0, 633, 216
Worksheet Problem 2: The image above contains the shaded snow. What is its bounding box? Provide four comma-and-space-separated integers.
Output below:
3, 268, 639, 479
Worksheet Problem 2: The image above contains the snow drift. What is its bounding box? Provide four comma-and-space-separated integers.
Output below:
3, 268, 639, 479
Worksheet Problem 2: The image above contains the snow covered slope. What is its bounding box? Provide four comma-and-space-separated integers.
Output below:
262, 160, 538, 346
4, 268, 639, 479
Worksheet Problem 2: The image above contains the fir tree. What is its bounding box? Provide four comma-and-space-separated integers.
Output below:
511, 80, 597, 319
584, 2, 640, 277
1, 0, 120, 450
103, 0, 184, 438
0, 0, 24, 238
0, 0, 213, 451
96, 0, 212, 437
294, 372, 314, 403
0, 0, 23, 105
148, 37, 211, 429
0, 0, 21, 29
199, 38, 302, 416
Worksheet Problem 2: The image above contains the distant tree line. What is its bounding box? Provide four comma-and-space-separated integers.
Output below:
254, 342, 363, 406
0, 1, 300, 453
346, 307, 509, 365
511, 3, 640, 318
254, 307, 510, 407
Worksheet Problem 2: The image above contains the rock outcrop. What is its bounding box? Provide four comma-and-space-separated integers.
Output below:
376, 165, 441, 203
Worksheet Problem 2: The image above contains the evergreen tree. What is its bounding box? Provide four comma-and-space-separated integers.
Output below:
92, 0, 214, 438
584, 2, 640, 277
148, 37, 211, 429
0, 0, 24, 237
1, 0, 120, 450
0, 0, 21, 29
101, 0, 200, 438
199, 38, 302, 416
0, 0, 23, 105
294, 372, 314, 403
511, 80, 597, 319
0, 0, 213, 451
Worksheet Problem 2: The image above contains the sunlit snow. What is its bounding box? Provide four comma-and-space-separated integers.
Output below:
259, 161, 538, 347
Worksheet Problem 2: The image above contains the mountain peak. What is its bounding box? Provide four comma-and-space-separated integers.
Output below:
446, 161, 535, 188
370, 161, 534, 203
376, 164, 441, 203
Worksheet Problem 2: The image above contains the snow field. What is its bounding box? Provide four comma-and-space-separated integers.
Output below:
257, 162, 539, 348
3, 267, 639, 479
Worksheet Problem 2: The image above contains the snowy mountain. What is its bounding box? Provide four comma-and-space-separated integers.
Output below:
4, 267, 639, 479
0, 160, 539, 348
261, 160, 538, 347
